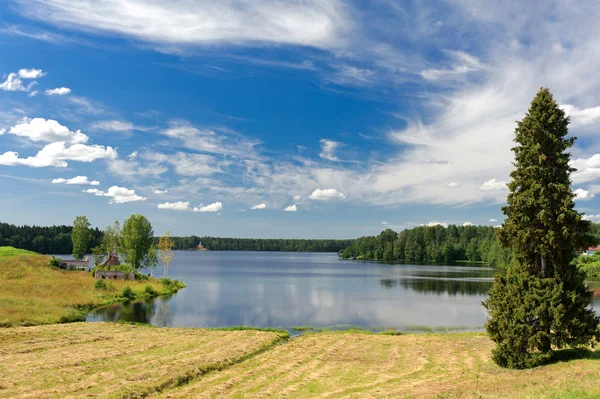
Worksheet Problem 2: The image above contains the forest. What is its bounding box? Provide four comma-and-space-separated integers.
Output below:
0, 222, 103, 254
169, 236, 355, 252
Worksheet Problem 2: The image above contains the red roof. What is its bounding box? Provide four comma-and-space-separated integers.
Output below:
588, 245, 600, 251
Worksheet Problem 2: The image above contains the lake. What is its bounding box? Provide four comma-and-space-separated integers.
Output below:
87, 251, 499, 331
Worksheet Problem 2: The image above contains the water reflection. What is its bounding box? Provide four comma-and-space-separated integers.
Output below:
87, 252, 503, 329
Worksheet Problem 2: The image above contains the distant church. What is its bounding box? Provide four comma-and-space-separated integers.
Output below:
196, 241, 207, 250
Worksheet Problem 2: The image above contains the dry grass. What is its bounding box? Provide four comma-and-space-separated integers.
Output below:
0, 322, 284, 399
0, 255, 182, 326
156, 332, 600, 399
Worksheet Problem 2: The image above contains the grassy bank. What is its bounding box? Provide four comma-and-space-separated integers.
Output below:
0, 253, 185, 327
0, 246, 37, 256
0, 323, 285, 398
0, 324, 597, 399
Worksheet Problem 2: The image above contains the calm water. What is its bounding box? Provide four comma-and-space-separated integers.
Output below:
87, 251, 499, 330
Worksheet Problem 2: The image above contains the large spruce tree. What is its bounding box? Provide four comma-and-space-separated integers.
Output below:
484, 87, 598, 368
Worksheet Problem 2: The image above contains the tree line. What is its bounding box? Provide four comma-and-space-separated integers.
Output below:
339, 225, 513, 267
0, 222, 102, 254
168, 236, 355, 252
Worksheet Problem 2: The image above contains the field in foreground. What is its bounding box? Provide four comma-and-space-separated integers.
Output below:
0, 323, 285, 398
0, 253, 183, 327
1, 324, 598, 399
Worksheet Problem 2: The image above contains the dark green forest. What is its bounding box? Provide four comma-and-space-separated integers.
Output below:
0, 222, 103, 254
340, 225, 512, 267
169, 236, 355, 252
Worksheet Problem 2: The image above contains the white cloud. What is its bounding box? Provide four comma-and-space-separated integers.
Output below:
0, 73, 29, 92
251, 203, 267, 209
18, 68, 45, 79
158, 201, 189, 211
45, 87, 71, 96
489, 218, 498, 222
154, 189, 168, 194
420, 51, 484, 81
28, 90, 38, 97
128, 151, 138, 160
308, 188, 346, 200
284, 204, 297, 212
381, 221, 388, 225
0, 142, 117, 168
193, 202, 223, 212
83, 185, 146, 204
52, 175, 100, 185
8, 118, 88, 144
93, 120, 135, 131
584, 214, 600, 223
463, 222, 473, 226
425, 221, 448, 227
0, 129, 5, 135
574, 188, 595, 201
319, 139, 341, 161
479, 179, 508, 191
571, 154, 600, 183
17, 0, 349, 50
446, 182, 460, 187
293, 195, 302, 200
560, 104, 600, 126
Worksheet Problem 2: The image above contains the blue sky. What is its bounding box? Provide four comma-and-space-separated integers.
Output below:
1, 0, 600, 238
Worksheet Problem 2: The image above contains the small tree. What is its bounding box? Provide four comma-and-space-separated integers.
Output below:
158, 231, 175, 278
484, 87, 598, 368
71, 215, 91, 260
120, 214, 154, 270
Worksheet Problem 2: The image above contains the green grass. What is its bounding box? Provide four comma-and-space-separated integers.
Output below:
0, 246, 37, 256
0, 254, 185, 327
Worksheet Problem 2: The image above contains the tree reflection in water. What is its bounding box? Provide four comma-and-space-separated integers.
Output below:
91, 297, 173, 326
379, 278, 492, 295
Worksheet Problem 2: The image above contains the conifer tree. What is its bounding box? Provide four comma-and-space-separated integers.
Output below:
484, 87, 598, 368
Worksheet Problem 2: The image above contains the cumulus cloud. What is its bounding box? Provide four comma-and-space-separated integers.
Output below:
381, 221, 388, 225
293, 195, 302, 200
319, 139, 341, 161
128, 151, 138, 160
571, 154, 600, 183
0, 142, 117, 167
45, 87, 71, 96
16, 0, 349, 50
193, 202, 223, 212
0, 72, 33, 92
574, 188, 595, 200
83, 185, 146, 204
489, 218, 498, 222
584, 214, 600, 223
479, 179, 508, 191
284, 204, 297, 212
18, 68, 45, 79
52, 175, 100, 185
308, 188, 346, 200
7, 118, 88, 144
154, 189, 168, 194
561, 104, 600, 126
158, 201, 189, 210
251, 203, 267, 209
463, 222, 473, 226
425, 221, 448, 227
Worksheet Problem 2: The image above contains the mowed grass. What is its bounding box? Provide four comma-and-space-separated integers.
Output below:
0, 322, 285, 399
156, 332, 600, 399
0, 254, 182, 327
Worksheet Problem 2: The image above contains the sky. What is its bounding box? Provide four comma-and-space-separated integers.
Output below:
1, 0, 600, 238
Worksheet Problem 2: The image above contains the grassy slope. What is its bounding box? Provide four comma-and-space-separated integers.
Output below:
157, 332, 600, 399
0, 254, 183, 327
0, 246, 37, 256
0, 323, 285, 399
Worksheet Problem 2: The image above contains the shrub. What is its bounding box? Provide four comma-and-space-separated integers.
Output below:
144, 284, 157, 296
49, 257, 66, 269
94, 279, 107, 290
121, 286, 135, 301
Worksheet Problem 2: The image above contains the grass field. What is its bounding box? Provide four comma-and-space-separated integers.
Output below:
158, 332, 600, 399
1, 324, 598, 399
0, 253, 184, 327
0, 323, 285, 399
